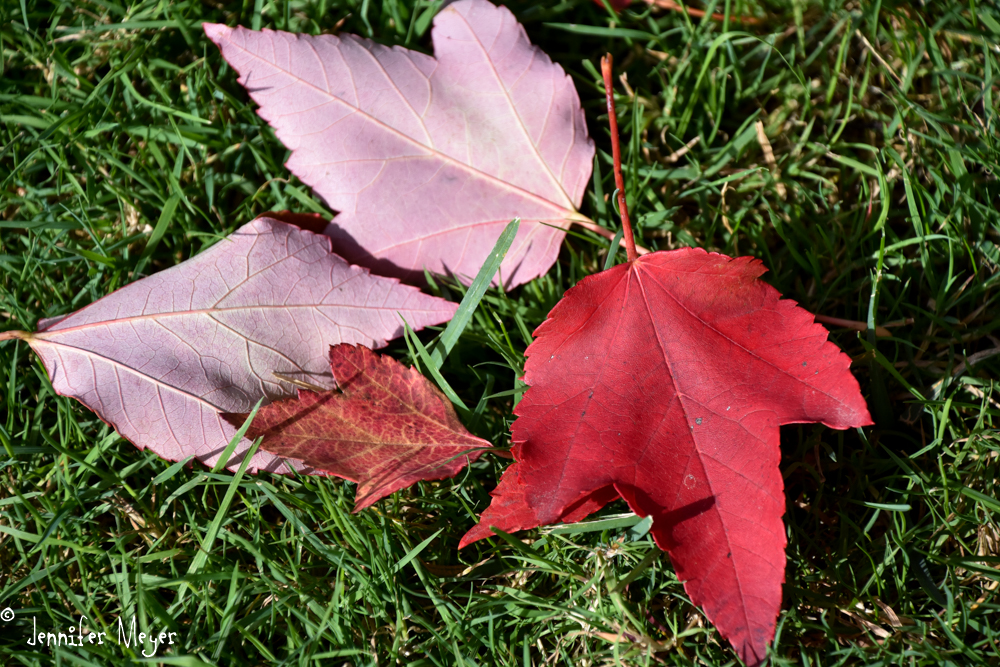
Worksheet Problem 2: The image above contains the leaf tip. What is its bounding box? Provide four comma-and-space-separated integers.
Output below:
458, 522, 494, 549
351, 492, 380, 514
202, 22, 232, 44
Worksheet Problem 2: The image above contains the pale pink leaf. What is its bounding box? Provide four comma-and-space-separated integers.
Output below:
19, 217, 457, 473
204, 0, 594, 287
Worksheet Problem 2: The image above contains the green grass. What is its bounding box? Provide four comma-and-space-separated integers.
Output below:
1, 0, 998, 665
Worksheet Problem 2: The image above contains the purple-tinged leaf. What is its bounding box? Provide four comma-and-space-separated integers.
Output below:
204, 0, 594, 287
1, 217, 456, 473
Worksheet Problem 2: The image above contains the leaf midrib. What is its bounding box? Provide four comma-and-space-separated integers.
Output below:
448, 7, 575, 209
35, 302, 451, 339
632, 264, 755, 640
31, 337, 237, 412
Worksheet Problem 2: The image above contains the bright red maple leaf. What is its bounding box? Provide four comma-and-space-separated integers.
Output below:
460, 248, 873, 666
230, 344, 490, 510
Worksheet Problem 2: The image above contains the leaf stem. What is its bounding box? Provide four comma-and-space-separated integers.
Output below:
600, 54, 638, 262
567, 212, 649, 255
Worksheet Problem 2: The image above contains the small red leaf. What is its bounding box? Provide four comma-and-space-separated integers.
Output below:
233, 344, 490, 510
461, 248, 873, 666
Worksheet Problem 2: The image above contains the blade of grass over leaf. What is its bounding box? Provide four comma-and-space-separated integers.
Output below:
187, 424, 263, 579
544, 513, 643, 535
211, 399, 263, 474
429, 218, 519, 371
404, 321, 470, 412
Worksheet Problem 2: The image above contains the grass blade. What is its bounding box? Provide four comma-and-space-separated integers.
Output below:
429, 218, 519, 370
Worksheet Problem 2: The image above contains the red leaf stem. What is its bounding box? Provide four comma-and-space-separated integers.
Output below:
600, 53, 638, 263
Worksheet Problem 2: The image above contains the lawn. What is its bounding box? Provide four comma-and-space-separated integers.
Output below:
1, 0, 998, 665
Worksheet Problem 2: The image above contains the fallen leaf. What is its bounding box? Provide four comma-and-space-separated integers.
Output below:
204, 0, 594, 288
460, 248, 873, 666
229, 344, 490, 510
0, 216, 456, 473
